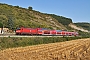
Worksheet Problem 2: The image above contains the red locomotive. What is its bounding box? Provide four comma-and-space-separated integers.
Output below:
15, 27, 78, 36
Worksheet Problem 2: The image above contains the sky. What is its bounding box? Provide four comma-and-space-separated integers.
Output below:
0, 0, 90, 23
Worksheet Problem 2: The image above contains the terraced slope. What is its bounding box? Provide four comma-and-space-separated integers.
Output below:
0, 38, 90, 60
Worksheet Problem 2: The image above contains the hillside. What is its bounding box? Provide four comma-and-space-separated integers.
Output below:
74, 22, 90, 31
48, 14, 72, 26
0, 38, 90, 60
69, 23, 89, 32
48, 14, 90, 33
0, 3, 66, 30
0, 3, 90, 34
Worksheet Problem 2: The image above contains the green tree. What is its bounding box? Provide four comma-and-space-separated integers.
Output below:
28, 6, 33, 10
0, 22, 3, 28
7, 17, 14, 30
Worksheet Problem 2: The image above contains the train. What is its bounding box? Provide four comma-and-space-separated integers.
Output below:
15, 27, 79, 36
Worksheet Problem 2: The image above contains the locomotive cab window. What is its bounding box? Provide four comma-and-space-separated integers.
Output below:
16, 28, 21, 30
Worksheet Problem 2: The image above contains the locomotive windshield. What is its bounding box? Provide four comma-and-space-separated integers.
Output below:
16, 28, 21, 30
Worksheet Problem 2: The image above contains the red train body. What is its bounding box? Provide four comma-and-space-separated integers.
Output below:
16, 27, 79, 36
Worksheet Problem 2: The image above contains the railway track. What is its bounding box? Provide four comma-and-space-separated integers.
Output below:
0, 33, 75, 37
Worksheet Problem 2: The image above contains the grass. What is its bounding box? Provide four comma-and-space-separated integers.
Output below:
0, 36, 88, 50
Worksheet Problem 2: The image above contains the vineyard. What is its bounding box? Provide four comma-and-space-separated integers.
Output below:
0, 38, 90, 60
